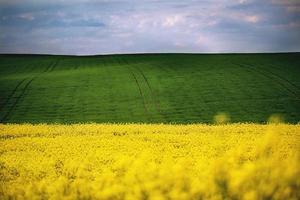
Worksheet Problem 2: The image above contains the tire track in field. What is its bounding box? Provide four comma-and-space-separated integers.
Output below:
130, 68, 150, 114
0, 78, 26, 113
44, 61, 55, 72
130, 63, 167, 121
0, 59, 59, 122
116, 57, 150, 119
1, 78, 36, 122
259, 63, 300, 92
49, 60, 59, 72
122, 59, 167, 121
44, 60, 59, 72
245, 63, 300, 98
0, 62, 44, 112
235, 63, 300, 100
0, 62, 40, 114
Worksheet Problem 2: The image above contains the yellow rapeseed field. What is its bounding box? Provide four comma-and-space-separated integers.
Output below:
0, 123, 300, 200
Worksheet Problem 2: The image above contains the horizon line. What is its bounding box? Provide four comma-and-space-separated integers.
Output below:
1, 51, 300, 57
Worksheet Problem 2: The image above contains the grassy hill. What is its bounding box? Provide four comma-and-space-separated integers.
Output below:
0, 53, 299, 123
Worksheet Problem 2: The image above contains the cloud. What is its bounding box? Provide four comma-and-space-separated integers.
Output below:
271, 0, 300, 13
162, 15, 184, 27
271, 0, 300, 6
18, 13, 35, 21
0, 0, 299, 54
244, 15, 260, 23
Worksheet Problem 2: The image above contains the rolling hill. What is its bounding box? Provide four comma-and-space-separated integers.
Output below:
0, 53, 299, 123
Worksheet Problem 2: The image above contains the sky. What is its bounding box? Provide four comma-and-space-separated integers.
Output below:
0, 0, 300, 55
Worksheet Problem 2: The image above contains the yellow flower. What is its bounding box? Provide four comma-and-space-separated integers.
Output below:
0, 123, 299, 199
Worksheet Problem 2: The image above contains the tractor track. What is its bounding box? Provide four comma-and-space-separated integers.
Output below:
49, 60, 59, 72
116, 58, 150, 119
132, 64, 167, 120
122, 59, 167, 121
136, 67, 159, 106
44, 62, 54, 72
0, 62, 40, 112
0, 78, 27, 113
44, 60, 59, 72
235, 63, 300, 100
260, 63, 300, 92
1, 78, 35, 122
0, 60, 59, 122
129, 68, 149, 114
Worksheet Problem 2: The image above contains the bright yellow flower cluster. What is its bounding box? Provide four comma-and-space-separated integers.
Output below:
0, 124, 299, 200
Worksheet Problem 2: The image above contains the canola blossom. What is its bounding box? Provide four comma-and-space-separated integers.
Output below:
0, 124, 300, 200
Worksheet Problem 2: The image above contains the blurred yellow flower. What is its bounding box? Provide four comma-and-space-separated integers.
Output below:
0, 123, 299, 199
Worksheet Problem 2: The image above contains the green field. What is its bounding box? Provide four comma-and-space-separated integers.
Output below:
0, 53, 299, 123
